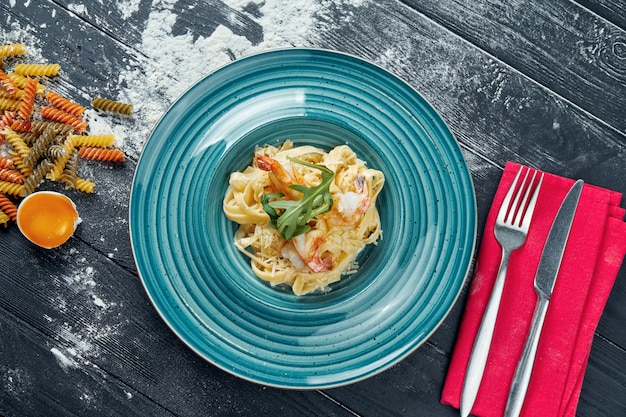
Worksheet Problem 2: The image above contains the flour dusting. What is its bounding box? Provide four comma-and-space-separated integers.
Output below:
116, 0, 370, 158
50, 347, 79, 369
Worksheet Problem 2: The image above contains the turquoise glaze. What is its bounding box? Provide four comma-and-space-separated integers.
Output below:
129, 48, 476, 389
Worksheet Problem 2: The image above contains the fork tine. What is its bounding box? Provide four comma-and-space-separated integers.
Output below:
512, 169, 537, 226
508, 168, 532, 225
519, 172, 543, 231
498, 166, 524, 224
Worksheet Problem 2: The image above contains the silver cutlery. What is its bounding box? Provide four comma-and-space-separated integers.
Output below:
461, 166, 543, 417
503, 179, 583, 417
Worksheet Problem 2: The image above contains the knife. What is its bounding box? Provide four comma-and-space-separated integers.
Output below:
503, 179, 584, 417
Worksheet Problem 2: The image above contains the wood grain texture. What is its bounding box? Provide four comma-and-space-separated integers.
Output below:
573, 0, 626, 30
1, 0, 624, 416
400, 0, 626, 135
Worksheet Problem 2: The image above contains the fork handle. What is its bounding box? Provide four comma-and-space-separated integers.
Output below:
504, 294, 550, 417
460, 249, 511, 417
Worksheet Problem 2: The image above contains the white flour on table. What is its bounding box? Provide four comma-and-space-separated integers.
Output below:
116, 0, 369, 158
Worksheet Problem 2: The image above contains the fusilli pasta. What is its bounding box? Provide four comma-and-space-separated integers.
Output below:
40, 106, 87, 132
0, 69, 18, 97
0, 180, 24, 196
18, 77, 37, 120
25, 125, 60, 168
13, 63, 61, 77
70, 134, 115, 148
46, 144, 67, 160
78, 147, 125, 162
3, 127, 30, 161
0, 44, 26, 58
91, 97, 133, 115
0, 209, 9, 227
47, 138, 76, 180
21, 159, 53, 197
8, 150, 32, 176
45, 90, 85, 117
0, 157, 14, 169
0, 41, 129, 232
7, 73, 46, 94
0, 168, 24, 184
0, 98, 20, 111
60, 150, 79, 189
0, 193, 18, 221
75, 178, 95, 193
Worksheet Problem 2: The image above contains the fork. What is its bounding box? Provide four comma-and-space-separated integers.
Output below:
460, 166, 543, 417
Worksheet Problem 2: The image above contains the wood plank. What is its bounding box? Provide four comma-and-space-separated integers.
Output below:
398, 0, 626, 134
51, 0, 264, 49
573, 0, 626, 30
577, 335, 626, 416
327, 342, 459, 417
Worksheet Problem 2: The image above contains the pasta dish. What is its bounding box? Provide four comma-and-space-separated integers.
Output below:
223, 141, 384, 295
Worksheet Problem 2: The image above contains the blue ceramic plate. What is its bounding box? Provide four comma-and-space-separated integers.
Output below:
129, 48, 476, 389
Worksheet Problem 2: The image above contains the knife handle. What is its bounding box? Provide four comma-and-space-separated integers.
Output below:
504, 294, 550, 417
460, 249, 511, 417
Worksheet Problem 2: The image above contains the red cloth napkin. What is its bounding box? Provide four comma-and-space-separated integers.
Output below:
441, 162, 626, 417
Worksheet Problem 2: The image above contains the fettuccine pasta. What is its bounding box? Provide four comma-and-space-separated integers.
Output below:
223, 140, 384, 295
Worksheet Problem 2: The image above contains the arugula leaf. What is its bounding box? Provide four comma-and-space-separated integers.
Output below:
261, 157, 334, 240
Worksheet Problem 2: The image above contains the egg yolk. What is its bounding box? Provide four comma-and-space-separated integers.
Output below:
17, 192, 79, 249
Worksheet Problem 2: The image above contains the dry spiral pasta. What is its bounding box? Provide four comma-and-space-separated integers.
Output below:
24, 125, 60, 168
0, 87, 21, 99
7, 73, 46, 94
13, 63, 61, 77
21, 159, 53, 197
0, 193, 18, 221
46, 144, 67, 160
91, 97, 133, 115
8, 151, 32, 176
0, 43, 26, 58
60, 150, 79, 188
48, 137, 77, 180
19, 132, 39, 146
0, 209, 9, 227
0, 168, 24, 184
70, 134, 115, 148
75, 178, 95, 193
0, 180, 24, 196
0, 69, 19, 97
23, 120, 69, 134
9, 119, 32, 132
0, 157, 14, 169
3, 127, 30, 161
41, 106, 88, 132
0, 98, 20, 111
0, 111, 16, 136
45, 90, 85, 117
78, 147, 125, 162
18, 77, 38, 120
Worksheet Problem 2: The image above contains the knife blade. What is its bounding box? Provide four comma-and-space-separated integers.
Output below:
503, 179, 584, 417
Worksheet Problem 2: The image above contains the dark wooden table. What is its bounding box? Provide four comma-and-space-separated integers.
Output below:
1, 1, 624, 416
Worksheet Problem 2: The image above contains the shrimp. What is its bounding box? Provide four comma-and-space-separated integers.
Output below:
256, 155, 302, 200
326, 175, 370, 226
281, 230, 332, 272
